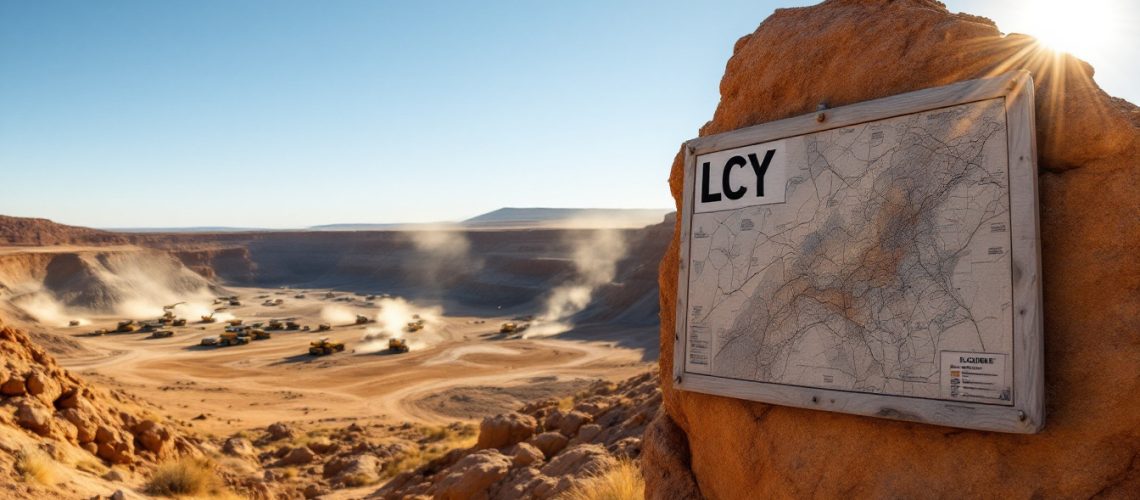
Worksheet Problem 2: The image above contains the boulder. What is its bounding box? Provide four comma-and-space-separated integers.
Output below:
506, 442, 545, 467
24, 371, 48, 396
1, 376, 26, 396
15, 401, 52, 436
266, 422, 293, 441
433, 449, 512, 500
302, 483, 327, 499
222, 436, 255, 458
570, 423, 602, 446
279, 446, 317, 466
607, 436, 641, 459
527, 432, 569, 460
306, 440, 339, 455
475, 412, 536, 450
55, 388, 81, 410
132, 419, 171, 454
556, 410, 591, 437
539, 444, 614, 478
97, 439, 133, 464
322, 454, 381, 486
651, 0, 1140, 498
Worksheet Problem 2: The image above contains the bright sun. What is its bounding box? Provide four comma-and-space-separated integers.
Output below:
1016, 0, 1121, 57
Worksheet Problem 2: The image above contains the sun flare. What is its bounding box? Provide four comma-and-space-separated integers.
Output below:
1016, 0, 1122, 57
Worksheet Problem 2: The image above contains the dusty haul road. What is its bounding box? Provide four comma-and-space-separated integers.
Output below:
46, 286, 652, 436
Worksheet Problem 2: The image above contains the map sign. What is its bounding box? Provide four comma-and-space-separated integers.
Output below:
674, 72, 1044, 433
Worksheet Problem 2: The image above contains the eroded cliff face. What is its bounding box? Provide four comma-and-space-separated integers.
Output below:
649, 0, 1140, 498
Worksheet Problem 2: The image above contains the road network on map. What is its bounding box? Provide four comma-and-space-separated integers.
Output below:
684, 98, 1015, 404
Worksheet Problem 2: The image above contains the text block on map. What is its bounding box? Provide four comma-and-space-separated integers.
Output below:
673, 71, 1044, 433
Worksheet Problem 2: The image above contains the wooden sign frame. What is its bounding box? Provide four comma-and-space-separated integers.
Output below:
673, 71, 1044, 433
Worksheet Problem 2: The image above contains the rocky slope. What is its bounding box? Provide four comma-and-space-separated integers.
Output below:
649, 0, 1140, 498
0, 307, 663, 499
0, 318, 200, 498
375, 371, 660, 499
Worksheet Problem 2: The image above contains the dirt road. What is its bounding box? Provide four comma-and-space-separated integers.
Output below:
48, 286, 651, 434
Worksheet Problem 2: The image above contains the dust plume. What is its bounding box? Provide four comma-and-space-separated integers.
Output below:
404, 227, 482, 291
11, 292, 88, 327
8, 250, 222, 326
356, 297, 444, 354
526, 229, 627, 338
320, 305, 358, 325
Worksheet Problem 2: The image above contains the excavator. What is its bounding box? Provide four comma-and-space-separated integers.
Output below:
309, 337, 345, 356
201, 313, 217, 324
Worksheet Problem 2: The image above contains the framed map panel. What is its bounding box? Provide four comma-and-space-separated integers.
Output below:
673, 71, 1044, 433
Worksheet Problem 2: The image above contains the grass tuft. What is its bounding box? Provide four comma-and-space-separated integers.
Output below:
559, 459, 644, 500
144, 457, 227, 497
15, 448, 57, 486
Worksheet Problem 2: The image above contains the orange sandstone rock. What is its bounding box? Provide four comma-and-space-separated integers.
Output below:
650, 0, 1140, 498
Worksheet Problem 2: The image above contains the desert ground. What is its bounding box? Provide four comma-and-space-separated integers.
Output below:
47, 285, 652, 436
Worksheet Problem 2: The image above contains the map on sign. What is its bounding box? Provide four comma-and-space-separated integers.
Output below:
684, 97, 1018, 406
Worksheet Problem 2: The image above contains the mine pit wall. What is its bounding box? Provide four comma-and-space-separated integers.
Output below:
133, 217, 673, 320
648, 1, 1140, 498
0, 248, 216, 317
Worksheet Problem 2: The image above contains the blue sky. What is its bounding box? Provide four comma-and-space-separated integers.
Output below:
1, 1, 1136, 228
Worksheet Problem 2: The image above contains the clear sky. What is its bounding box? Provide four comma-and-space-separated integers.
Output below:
1, 1, 1136, 229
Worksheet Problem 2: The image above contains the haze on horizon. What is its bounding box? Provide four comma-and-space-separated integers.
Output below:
2, 0, 1136, 229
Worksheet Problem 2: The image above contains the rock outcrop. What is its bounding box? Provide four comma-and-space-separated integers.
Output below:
0, 318, 197, 469
375, 371, 661, 499
650, 0, 1140, 498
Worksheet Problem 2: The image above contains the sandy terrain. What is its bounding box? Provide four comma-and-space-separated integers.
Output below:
41, 286, 652, 436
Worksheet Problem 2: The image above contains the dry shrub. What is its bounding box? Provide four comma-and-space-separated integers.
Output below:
75, 458, 108, 476
145, 457, 227, 497
559, 459, 644, 500
15, 448, 57, 486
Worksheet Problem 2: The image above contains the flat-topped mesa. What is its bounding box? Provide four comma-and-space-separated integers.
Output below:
646, 0, 1139, 498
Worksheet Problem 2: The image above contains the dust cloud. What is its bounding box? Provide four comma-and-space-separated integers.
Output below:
405, 227, 482, 291
525, 229, 627, 338
320, 305, 359, 325
357, 297, 443, 354
8, 251, 220, 325
12, 291, 87, 327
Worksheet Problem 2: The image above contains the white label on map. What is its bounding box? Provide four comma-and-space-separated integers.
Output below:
694, 139, 787, 213
940, 351, 1012, 405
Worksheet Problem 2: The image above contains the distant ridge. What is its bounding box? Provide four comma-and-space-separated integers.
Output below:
1, 207, 673, 237
106, 226, 274, 233
0, 214, 128, 246
461, 207, 671, 229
